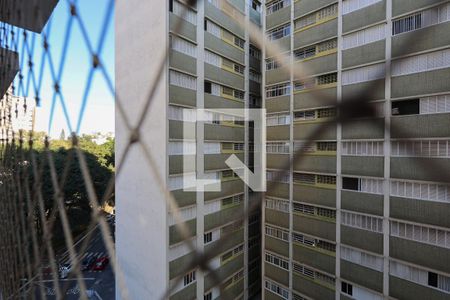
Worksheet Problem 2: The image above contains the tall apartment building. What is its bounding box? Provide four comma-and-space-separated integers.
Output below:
116, 0, 263, 299
0, 86, 35, 141
262, 0, 450, 299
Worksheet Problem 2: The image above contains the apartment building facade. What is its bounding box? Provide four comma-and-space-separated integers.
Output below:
116, 0, 263, 299
0, 86, 36, 141
262, 0, 450, 299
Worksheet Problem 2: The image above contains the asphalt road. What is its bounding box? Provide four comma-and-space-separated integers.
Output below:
28, 216, 116, 300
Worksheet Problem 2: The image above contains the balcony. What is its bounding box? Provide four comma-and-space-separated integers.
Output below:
0, 48, 18, 97
0, 0, 58, 33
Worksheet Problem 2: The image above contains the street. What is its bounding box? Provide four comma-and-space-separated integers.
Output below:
28, 216, 116, 299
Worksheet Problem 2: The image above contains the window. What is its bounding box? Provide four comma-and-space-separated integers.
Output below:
392, 3, 450, 35
317, 73, 338, 85
429, 272, 438, 287
251, 0, 261, 12
341, 282, 353, 296
266, 57, 281, 70
249, 45, 261, 59
294, 45, 316, 60
233, 61, 245, 74
419, 94, 450, 114
204, 142, 221, 154
183, 270, 196, 286
264, 279, 289, 299
343, 0, 383, 15
390, 260, 450, 293
342, 177, 384, 194
168, 173, 196, 191
294, 141, 336, 153
317, 174, 336, 185
293, 203, 336, 219
317, 108, 336, 118
341, 245, 383, 271
343, 23, 386, 50
168, 205, 197, 226
169, 70, 197, 90
204, 50, 221, 67
204, 292, 212, 300
390, 179, 450, 203
292, 232, 336, 252
317, 141, 337, 152
249, 70, 261, 82
267, 170, 290, 183
317, 39, 338, 53
294, 78, 315, 91
392, 48, 450, 77
221, 244, 244, 263
204, 199, 221, 214
204, 232, 212, 244
267, 23, 291, 41
168, 141, 196, 155
205, 19, 221, 38
265, 197, 290, 212
390, 220, 450, 249
293, 294, 309, 300
265, 252, 290, 270
234, 36, 245, 49
266, 83, 291, 97
266, 0, 291, 15
222, 194, 243, 207
294, 4, 338, 30
265, 225, 289, 241
294, 110, 316, 121
172, 0, 197, 25
391, 99, 419, 116
341, 211, 383, 233
170, 35, 197, 57
266, 113, 291, 126
391, 139, 450, 158
204, 81, 212, 94
342, 63, 385, 85
293, 173, 315, 184
342, 140, 384, 156
267, 142, 290, 153
293, 263, 335, 286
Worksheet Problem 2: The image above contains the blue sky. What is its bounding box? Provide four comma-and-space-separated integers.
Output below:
14, 0, 115, 137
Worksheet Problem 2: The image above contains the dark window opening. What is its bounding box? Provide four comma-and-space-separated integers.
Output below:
204, 20, 208, 30
392, 99, 419, 116
341, 282, 353, 296
204, 81, 212, 94
169, 0, 173, 12
428, 272, 438, 287
343, 177, 359, 191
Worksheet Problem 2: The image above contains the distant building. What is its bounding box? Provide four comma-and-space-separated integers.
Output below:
0, 86, 36, 141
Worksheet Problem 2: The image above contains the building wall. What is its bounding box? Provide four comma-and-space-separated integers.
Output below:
118, 0, 263, 299
262, 0, 450, 299
115, 0, 169, 299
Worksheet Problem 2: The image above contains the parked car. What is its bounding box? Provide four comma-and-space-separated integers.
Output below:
81, 256, 97, 271
59, 263, 71, 279
92, 257, 109, 271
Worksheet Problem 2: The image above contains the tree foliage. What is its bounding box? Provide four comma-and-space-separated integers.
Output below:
23, 131, 115, 248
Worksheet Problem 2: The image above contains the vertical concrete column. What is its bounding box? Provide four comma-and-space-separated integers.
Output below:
288, 1, 295, 298
196, 1, 206, 298
335, 1, 344, 299
383, 0, 393, 297
243, 2, 250, 299
115, 0, 168, 299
